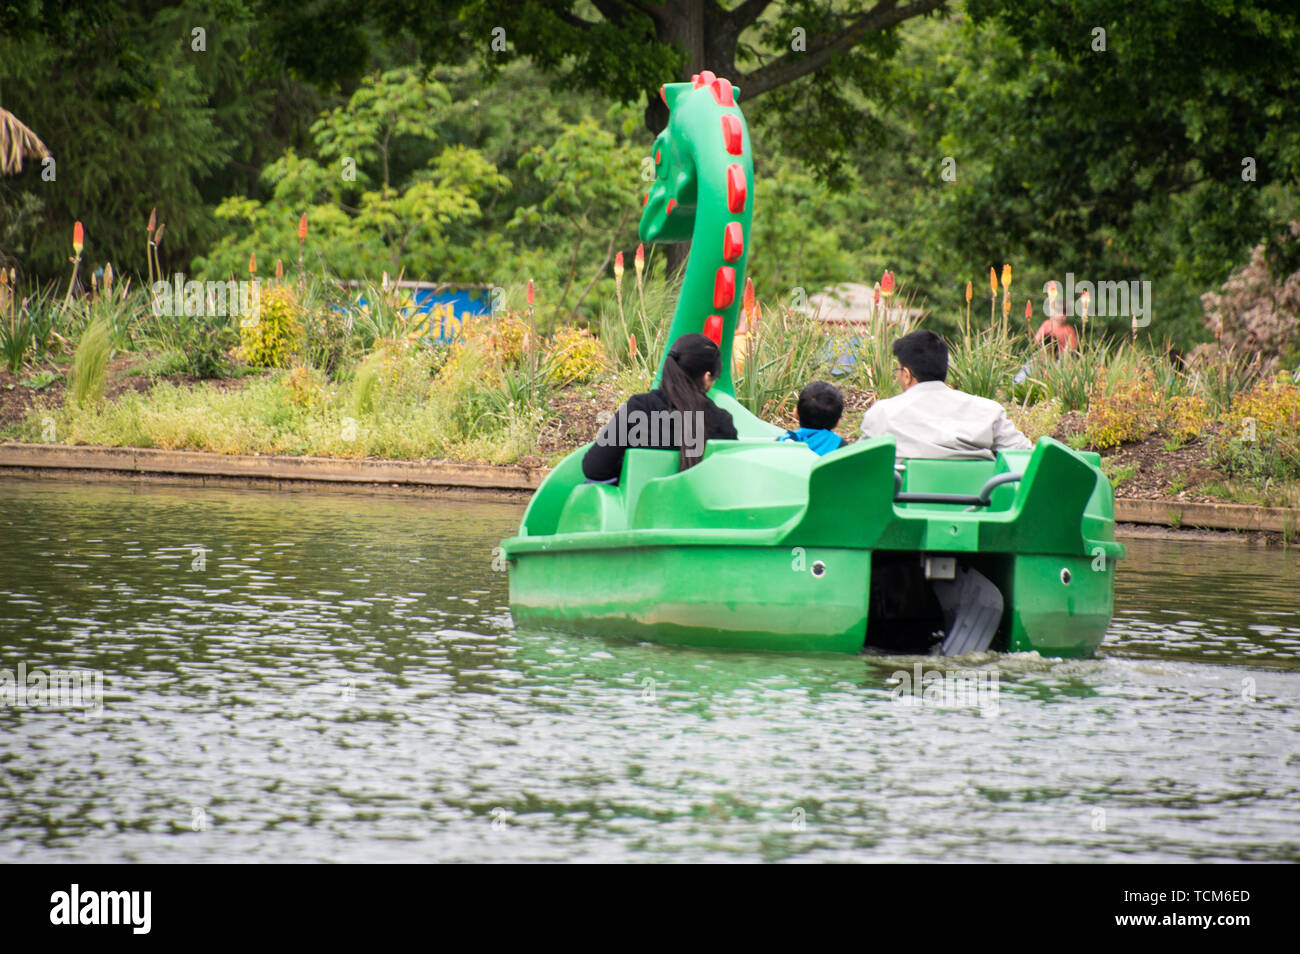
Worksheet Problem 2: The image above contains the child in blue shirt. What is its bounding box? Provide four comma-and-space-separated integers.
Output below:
779, 381, 844, 455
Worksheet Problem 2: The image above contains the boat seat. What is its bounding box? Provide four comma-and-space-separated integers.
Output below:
553, 448, 679, 534
895, 459, 1000, 511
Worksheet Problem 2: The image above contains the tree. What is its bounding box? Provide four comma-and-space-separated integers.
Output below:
272, 1, 948, 162
194, 69, 510, 281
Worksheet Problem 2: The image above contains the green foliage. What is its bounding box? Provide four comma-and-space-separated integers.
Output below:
735, 305, 833, 420
69, 317, 111, 407
947, 324, 1024, 401
240, 285, 300, 369
195, 68, 510, 283
1, 309, 33, 373
0, 4, 324, 281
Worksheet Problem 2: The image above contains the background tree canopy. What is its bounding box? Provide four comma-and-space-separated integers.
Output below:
2, 0, 1297, 348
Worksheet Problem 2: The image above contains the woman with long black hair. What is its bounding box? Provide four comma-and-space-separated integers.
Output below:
582, 333, 738, 483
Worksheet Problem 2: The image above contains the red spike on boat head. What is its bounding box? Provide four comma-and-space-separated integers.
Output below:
713, 267, 736, 309
726, 164, 747, 213
666, 198, 676, 214
698, 70, 717, 87
720, 115, 743, 155
703, 314, 723, 345
659, 85, 667, 104
710, 78, 734, 107
723, 222, 744, 262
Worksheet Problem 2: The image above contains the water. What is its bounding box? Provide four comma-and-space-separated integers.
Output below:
0, 478, 1297, 862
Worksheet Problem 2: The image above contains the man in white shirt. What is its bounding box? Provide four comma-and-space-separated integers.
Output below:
861, 329, 1032, 459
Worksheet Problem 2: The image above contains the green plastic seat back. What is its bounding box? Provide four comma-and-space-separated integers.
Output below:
520, 445, 588, 536
896, 459, 998, 511
555, 481, 625, 533
632, 442, 809, 530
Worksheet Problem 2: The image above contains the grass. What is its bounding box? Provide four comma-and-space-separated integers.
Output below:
68, 317, 111, 406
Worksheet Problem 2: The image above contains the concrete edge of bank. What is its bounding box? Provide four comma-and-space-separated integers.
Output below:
3, 441, 1297, 534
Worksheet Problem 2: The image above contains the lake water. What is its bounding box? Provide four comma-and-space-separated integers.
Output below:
0, 478, 1296, 862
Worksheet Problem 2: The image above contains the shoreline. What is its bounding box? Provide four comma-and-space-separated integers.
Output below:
3, 441, 1295, 541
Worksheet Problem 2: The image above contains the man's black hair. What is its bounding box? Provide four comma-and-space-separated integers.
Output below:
797, 381, 844, 430
892, 329, 948, 382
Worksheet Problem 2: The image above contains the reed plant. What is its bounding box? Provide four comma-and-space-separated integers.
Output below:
735, 302, 834, 418
947, 322, 1024, 400
69, 316, 111, 406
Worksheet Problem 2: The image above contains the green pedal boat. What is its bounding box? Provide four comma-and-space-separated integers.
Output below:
500, 71, 1125, 657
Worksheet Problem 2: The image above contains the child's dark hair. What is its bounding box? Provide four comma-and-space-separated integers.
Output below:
797, 381, 843, 430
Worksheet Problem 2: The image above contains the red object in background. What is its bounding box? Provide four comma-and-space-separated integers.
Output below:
1034, 318, 1079, 351
248, 252, 256, 275
723, 222, 744, 262
703, 314, 723, 345
526, 279, 534, 306
298, 213, 308, 242
742, 276, 755, 318
1025, 300, 1032, 319
873, 284, 881, 307
881, 270, 895, 295
72, 221, 84, 255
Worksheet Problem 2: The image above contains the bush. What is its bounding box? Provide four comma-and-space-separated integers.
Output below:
285, 364, 325, 408
239, 285, 300, 369
300, 303, 352, 379
547, 325, 606, 383
1008, 398, 1064, 443
1084, 369, 1162, 449
1159, 394, 1209, 445
1199, 220, 1300, 370
1207, 374, 1300, 480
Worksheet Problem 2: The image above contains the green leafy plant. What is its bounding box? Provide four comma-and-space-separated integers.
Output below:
240, 285, 300, 369
69, 316, 111, 406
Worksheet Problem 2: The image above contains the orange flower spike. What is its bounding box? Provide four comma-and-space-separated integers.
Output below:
634, 243, 645, 279
72, 221, 84, 256
743, 277, 755, 319
298, 212, 308, 243
988, 267, 997, 297
629, 333, 637, 359
526, 279, 535, 306
613, 251, 624, 281
249, 252, 257, 276
881, 270, 896, 296
1001, 264, 1011, 291
1025, 299, 1033, 320
147, 207, 157, 235
275, 259, 283, 280
965, 281, 972, 303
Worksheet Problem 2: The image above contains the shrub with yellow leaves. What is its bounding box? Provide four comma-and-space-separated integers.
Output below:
240, 285, 301, 368
1159, 394, 1209, 445
546, 326, 607, 384
1084, 369, 1162, 449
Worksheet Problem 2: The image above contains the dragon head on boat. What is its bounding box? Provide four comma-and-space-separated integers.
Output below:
640, 70, 754, 398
